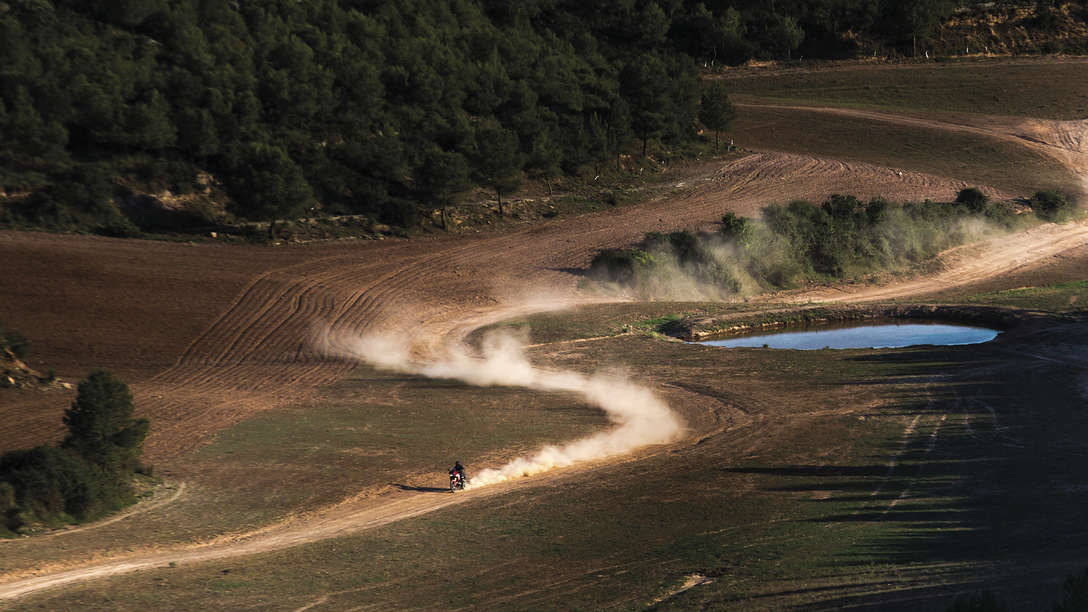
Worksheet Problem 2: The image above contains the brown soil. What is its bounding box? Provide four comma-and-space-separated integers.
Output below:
1, 59, 1087, 604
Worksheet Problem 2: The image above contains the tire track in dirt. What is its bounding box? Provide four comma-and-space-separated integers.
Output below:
736, 102, 1088, 198
5, 96, 1087, 600
805, 220, 1088, 303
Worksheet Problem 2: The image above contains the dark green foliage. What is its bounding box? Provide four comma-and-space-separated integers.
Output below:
416, 149, 471, 209
956, 187, 989, 213
63, 370, 149, 473
622, 54, 673, 157
223, 143, 312, 233
592, 229, 741, 294
0, 323, 31, 360
1029, 190, 1077, 222
0, 370, 148, 534
944, 591, 1011, 612
471, 121, 522, 215
720, 212, 754, 246
4, 1, 1069, 235
589, 248, 657, 285
0, 0, 721, 232
1054, 567, 1088, 612
590, 193, 1034, 295
699, 82, 737, 151
4, 165, 138, 236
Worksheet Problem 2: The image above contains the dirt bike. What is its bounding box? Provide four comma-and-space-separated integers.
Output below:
449, 471, 466, 492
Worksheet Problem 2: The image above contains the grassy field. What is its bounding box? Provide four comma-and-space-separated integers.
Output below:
942, 279, 1088, 311
715, 59, 1088, 120
0, 366, 610, 577
6, 60, 1088, 610
16, 276, 1088, 609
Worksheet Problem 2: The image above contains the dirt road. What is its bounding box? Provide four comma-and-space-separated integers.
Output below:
2, 85, 1087, 603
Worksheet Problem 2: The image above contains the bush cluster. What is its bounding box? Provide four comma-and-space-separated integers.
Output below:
0, 370, 149, 536
1028, 190, 1078, 222
590, 188, 1030, 295
0, 322, 30, 361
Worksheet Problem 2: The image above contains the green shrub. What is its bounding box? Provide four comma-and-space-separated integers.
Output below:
94, 216, 142, 239
982, 200, 1019, 228
1029, 190, 1077, 222
0, 370, 148, 534
956, 187, 989, 213
589, 248, 657, 284
719, 212, 754, 246
589, 192, 1042, 296
1, 326, 30, 360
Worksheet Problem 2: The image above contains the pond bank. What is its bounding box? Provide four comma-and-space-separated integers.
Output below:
670, 304, 1084, 341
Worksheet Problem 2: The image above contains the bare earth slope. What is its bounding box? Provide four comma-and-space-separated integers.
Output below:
1, 62, 1087, 604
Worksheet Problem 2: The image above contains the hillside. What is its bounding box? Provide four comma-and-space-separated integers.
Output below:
2, 0, 1085, 240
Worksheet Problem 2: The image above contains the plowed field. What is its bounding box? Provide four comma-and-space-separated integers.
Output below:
2, 58, 1087, 608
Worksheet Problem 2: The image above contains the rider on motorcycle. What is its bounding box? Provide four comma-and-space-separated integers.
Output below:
449, 461, 467, 489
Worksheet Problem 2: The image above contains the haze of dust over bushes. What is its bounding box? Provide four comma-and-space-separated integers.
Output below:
588, 190, 1059, 297
0, 370, 149, 536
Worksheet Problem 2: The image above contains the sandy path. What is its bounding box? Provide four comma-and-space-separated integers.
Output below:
805, 220, 1088, 303
3, 92, 1088, 602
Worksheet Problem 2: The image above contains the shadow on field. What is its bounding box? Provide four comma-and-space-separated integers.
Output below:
725, 334, 1088, 608
392, 484, 451, 493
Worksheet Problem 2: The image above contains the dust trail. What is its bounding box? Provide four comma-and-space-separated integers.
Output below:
323, 330, 684, 487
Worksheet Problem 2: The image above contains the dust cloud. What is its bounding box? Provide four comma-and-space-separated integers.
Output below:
323, 329, 684, 488
590, 210, 1016, 303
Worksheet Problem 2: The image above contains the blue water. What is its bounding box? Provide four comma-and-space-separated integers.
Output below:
699, 323, 1000, 350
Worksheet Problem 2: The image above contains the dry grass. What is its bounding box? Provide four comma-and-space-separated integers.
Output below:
16, 306, 1088, 610
715, 58, 1088, 120
725, 104, 1076, 195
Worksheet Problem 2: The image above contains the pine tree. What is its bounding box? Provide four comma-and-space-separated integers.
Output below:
472, 122, 522, 217
62, 370, 148, 473
416, 148, 470, 229
224, 143, 313, 238
698, 82, 736, 152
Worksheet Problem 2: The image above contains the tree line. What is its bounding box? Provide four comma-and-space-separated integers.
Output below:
3, 0, 1045, 235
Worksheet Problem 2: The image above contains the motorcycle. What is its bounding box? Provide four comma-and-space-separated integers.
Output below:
449, 470, 466, 492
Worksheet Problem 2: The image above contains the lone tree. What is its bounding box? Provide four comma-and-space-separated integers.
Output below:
699, 82, 736, 152
62, 370, 149, 473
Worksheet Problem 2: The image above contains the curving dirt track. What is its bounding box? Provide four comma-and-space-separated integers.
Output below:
2, 84, 1088, 603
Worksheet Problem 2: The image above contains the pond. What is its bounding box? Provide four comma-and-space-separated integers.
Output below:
697, 322, 1001, 350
